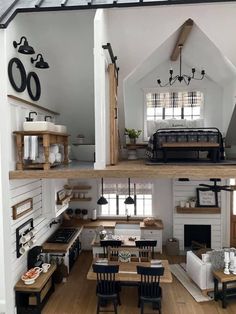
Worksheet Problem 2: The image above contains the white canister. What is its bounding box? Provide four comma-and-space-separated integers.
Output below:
190, 201, 196, 208
180, 201, 185, 208
92, 209, 97, 221
185, 202, 190, 208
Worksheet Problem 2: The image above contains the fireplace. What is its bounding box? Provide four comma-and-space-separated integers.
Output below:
184, 224, 211, 249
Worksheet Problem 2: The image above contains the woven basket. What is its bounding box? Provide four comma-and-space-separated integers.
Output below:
143, 217, 156, 226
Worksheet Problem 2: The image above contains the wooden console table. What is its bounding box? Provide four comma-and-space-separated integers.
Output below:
13, 131, 69, 170
126, 143, 147, 160
213, 269, 236, 308
15, 264, 56, 314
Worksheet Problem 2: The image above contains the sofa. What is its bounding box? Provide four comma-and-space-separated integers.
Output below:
186, 250, 214, 290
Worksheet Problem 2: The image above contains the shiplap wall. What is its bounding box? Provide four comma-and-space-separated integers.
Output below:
9, 179, 58, 308
173, 179, 227, 251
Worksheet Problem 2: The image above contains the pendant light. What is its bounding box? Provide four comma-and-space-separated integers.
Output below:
97, 178, 108, 205
124, 178, 135, 205
13, 36, 35, 55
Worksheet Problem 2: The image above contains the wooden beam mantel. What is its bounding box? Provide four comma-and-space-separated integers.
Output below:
170, 18, 194, 61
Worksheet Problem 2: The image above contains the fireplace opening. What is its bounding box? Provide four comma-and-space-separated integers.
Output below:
184, 224, 211, 249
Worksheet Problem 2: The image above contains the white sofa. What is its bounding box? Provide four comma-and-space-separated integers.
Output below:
186, 250, 214, 290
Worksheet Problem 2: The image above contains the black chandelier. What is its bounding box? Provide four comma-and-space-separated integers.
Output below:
157, 44, 205, 87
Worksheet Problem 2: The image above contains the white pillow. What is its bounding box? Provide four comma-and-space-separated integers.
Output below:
169, 119, 187, 128
155, 119, 169, 130
147, 120, 156, 137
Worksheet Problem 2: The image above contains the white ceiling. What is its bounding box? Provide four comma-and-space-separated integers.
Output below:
125, 22, 236, 87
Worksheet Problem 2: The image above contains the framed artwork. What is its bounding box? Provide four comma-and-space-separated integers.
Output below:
196, 188, 218, 207
12, 198, 33, 220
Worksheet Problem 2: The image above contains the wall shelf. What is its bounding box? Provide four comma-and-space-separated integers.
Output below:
176, 206, 221, 214
70, 197, 92, 202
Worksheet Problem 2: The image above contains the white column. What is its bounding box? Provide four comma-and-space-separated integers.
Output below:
0, 30, 14, 313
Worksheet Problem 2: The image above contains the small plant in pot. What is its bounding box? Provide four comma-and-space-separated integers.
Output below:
125, 128, 142, 144
82, 209, 88, 220
189, 198, 197, 208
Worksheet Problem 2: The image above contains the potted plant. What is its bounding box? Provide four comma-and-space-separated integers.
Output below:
125, 128, 142, 144
82, 209, 88, 220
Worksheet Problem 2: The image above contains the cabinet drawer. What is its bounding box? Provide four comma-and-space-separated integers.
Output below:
142, 230, 161, 237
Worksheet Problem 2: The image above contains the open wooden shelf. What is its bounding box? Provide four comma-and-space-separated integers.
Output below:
64, 185, 91, 190
56, 195, 72, 205
70, 197, 92, 202
176, 206, 221, 214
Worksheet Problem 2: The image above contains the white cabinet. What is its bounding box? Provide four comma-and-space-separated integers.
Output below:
141, 229, 163, 253
81, 228, 96, 250
42, 179, 69, 218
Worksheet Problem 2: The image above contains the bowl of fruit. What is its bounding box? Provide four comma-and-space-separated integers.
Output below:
21, 267, 42, 285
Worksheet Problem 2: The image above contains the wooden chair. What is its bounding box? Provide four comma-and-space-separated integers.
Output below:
100, 240, 122, 258
137, 265, 164, 314
92, 264, 121, 314
135, 240, 157, 259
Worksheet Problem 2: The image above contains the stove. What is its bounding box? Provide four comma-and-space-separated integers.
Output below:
46, 228, 77, 244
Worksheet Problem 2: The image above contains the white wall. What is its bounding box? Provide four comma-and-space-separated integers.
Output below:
94, 9, 110, 168
107, 3, 236, 139
6, 10, 96, 146
125, 60, 223, 139
9, 179, 60, 312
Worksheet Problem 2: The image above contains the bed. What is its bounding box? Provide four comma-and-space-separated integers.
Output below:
146, 127, 224, 163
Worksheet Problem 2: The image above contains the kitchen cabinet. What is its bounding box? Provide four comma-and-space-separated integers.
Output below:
141, 229, 163, 253
42, 179, 69, 218
15, 264, 56, 314
81, 228, 96, 250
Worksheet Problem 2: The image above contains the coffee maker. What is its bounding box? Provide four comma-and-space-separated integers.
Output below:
27, 246, 43, 269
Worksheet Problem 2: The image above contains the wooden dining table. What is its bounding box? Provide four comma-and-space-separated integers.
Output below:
87, 259, 172, 283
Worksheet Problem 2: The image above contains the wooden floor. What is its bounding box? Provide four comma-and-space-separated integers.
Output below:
9, 159, 236, 180
43, 251, 236, 314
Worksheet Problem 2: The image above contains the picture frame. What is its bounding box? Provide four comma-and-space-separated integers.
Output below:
12, 198, 33, 220
196, 188, 218, 207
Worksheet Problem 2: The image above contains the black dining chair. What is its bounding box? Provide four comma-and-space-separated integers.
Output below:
137, 265, 164, 314
93, 264, 121, 314
135, 240, 157, 259
100, 240, 122, 258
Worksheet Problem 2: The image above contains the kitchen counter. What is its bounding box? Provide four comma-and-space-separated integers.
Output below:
62, 218, 163, 230
42, 226, 83, 253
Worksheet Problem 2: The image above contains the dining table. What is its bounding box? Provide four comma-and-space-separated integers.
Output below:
87, 259, 172, 283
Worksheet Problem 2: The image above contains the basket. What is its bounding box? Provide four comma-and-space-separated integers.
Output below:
143, 217, 156, 226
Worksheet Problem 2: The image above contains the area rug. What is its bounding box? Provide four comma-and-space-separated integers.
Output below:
169, 264, 213, 302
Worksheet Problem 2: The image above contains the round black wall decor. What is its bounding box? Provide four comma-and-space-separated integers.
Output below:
8, 58, 27, 92
27, 72, 41, 101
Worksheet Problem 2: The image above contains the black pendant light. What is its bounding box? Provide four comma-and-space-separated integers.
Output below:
31, 54, 49, 69
97, 178, 108, 205
124, 178, 135, 205
13, 36, 35, 55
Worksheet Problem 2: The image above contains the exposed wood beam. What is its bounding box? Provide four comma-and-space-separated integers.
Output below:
170, 18, 194, 61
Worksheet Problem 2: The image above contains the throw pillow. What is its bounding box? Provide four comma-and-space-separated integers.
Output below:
210, 249, 225, 270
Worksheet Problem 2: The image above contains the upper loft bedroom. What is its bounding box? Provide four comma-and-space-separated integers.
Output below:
2, 2, 236, 179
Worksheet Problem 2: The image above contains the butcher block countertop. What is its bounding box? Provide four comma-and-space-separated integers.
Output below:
42, 219, 163, 253
42, 227, 83, 253
61, 218, 163, 230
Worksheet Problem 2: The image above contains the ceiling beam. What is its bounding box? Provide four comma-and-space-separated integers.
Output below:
170, 18, 194, 61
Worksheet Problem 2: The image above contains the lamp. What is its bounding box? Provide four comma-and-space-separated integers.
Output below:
13, 36, 35, 55
31, 54, 49, 69
124, 178, 135, 205
157, 44, 205, 87
97, 178, 108, 205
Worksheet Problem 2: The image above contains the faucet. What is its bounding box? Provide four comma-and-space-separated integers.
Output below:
49, 219, 60, 228
26, 111, 37, 122
125, 208, 131, 222
45, 115, 52, 122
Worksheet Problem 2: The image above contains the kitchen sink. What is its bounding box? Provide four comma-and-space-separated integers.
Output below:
115, 223, 140, 236
23, 121, 55, 132
115, 223, 140, 230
